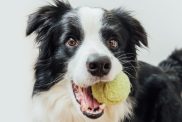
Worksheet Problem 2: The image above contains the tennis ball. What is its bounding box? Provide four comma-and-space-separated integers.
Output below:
91, 72, 131, 105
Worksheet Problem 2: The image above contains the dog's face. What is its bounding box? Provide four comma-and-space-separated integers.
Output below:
27, 1, 147, 120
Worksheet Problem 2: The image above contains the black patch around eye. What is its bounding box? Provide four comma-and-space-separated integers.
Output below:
59, 29, 82, 57
101, 12, 129, 51
52, 16, 84, 59
64, 25, 82, 42
101, 28, 126, 51
101, 29, 118, 40
33, 11, 84, 94
58, 14, 84, 45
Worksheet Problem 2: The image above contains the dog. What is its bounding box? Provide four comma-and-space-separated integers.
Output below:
26, 0, 182, 122
26, 0, 147, 121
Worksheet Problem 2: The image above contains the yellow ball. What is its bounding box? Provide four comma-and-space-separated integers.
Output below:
91, 72, 131, 105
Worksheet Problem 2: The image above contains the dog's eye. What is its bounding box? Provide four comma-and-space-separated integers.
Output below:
107, 39, 118, 49
65, 37, 79, 47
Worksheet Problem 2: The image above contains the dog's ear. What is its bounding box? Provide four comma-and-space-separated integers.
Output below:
26, 0, 71, 37
112, 8, 148, 47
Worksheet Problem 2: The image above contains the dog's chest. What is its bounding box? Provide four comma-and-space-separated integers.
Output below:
32, 94, 122, 122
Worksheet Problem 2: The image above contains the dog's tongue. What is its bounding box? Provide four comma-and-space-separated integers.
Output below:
80, 87, 100, 111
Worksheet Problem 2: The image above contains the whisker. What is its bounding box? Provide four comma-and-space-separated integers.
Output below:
114, 51, 135, 57
118, 56, 135, 61
117, 53, 135, 58
124, 67, 137, 74
123, 70, 136, 79
35, 73, 66, 87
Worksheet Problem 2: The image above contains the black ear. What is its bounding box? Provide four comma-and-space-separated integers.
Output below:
26, 0, 71, 36
112, 8, 148, 47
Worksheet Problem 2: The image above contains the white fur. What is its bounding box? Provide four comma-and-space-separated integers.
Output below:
32, 7, 133, 122
68, 7, 123, 87
32, 78, 133, 122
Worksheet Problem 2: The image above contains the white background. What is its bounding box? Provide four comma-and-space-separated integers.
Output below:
0, 0, 181, 122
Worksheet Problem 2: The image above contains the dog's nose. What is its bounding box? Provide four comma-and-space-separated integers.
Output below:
86, 54, 111, 77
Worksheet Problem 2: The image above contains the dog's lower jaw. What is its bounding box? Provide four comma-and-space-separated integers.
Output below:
32, 80, 133, 122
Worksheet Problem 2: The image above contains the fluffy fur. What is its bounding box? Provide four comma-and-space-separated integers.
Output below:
26, 1, 182, 122
127, 49, 182, 122
26, 1, 147, 121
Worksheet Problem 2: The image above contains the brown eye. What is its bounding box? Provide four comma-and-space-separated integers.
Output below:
66, 38, 79, 47
108, 39, 118, 49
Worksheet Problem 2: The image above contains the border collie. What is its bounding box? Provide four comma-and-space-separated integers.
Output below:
26, 0, 152, 122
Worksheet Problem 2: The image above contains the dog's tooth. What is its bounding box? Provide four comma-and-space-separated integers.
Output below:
95, 109, 101, 115
86, 109, 90, 114
99, 104, 105, 109
95, 110, 98, 114
81, 106, 87, 112
81, 101, 88, 111
83, 106, 88, 111
88, 109, 92, 114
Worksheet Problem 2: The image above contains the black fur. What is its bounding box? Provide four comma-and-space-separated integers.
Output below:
127, 49, 182, 122
27, 1, 182, 122
27, 1, 147, 95
102, 9, 147, 95
26, 0, 73, 94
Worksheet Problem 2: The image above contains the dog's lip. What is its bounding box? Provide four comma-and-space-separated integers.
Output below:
72, 81, 105, 119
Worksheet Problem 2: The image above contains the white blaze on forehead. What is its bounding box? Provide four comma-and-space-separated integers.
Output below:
77, 7, 104, 36
76, 7, 108, 55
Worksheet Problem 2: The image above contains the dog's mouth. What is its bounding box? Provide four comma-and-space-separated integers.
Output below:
72, 82, 105, 119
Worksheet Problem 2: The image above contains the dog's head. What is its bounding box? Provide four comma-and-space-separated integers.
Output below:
27, 0, 147, 120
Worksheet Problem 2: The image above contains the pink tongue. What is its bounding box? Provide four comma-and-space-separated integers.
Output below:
81, 87, 100, 111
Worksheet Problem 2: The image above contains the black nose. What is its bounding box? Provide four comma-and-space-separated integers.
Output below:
86, 54, 111, 77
